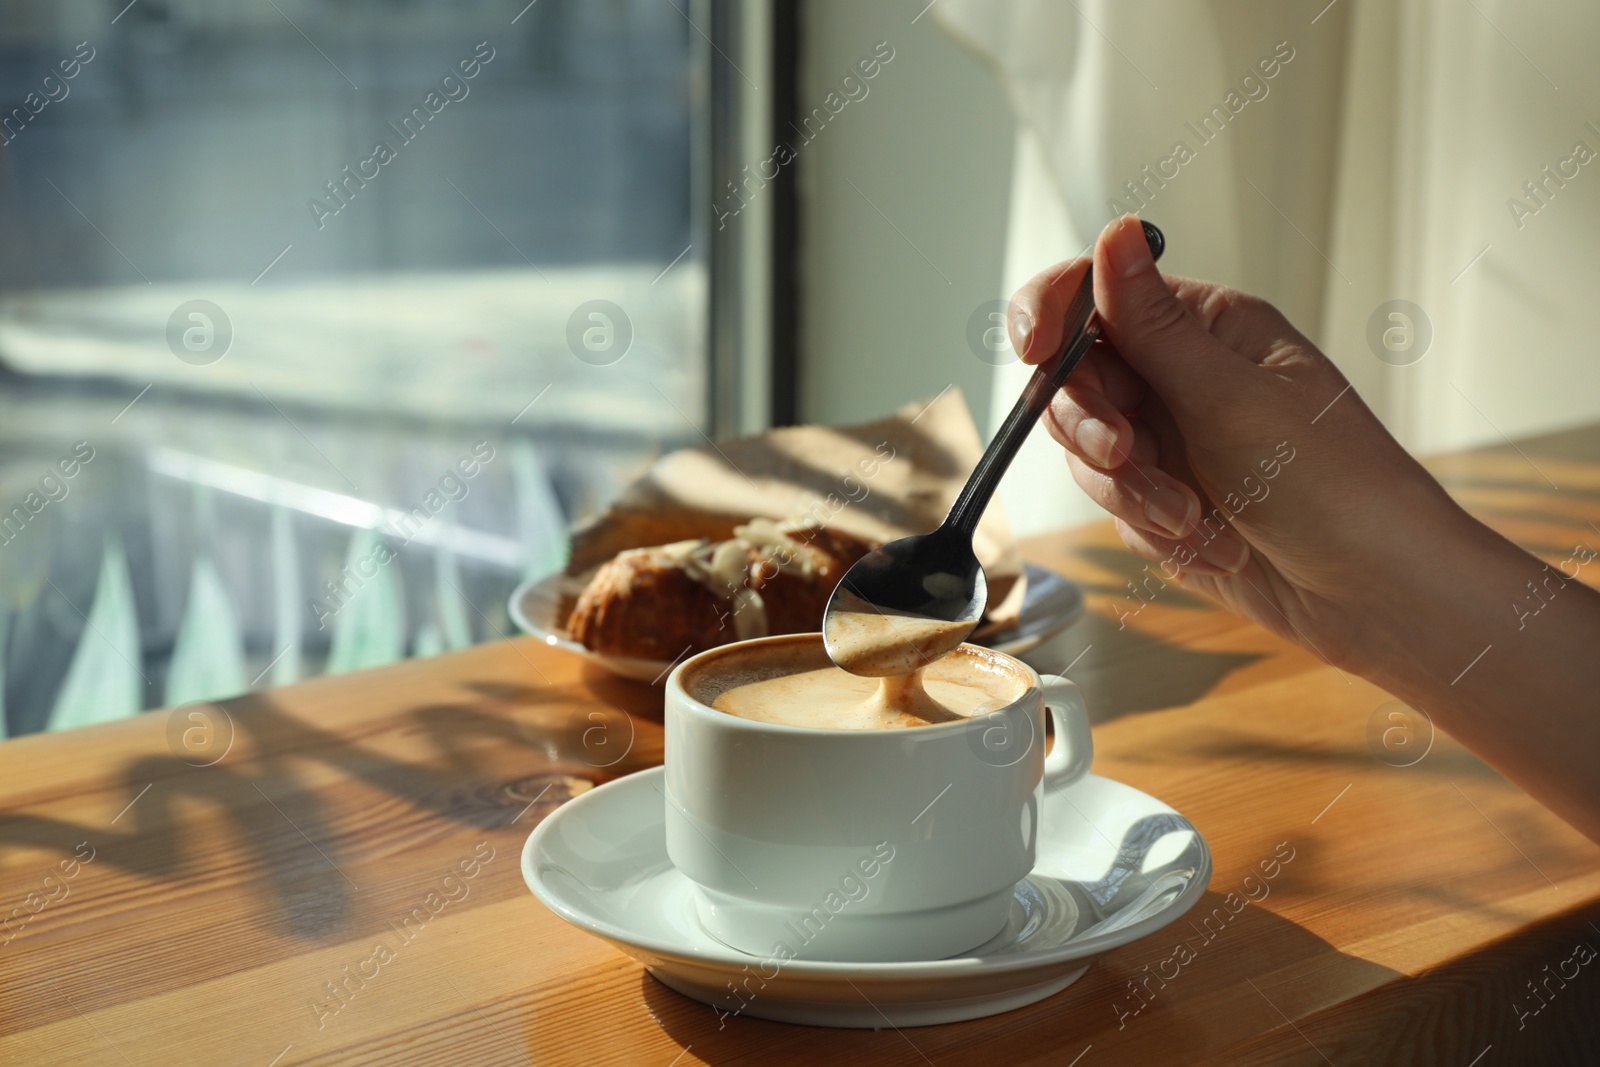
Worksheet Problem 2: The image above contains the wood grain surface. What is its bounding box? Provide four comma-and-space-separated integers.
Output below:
2, 426, 1599, 1066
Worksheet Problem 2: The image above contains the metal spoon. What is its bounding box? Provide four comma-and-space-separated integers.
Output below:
823, 220, 1166, 676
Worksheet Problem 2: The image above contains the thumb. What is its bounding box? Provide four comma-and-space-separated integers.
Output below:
1093, 215, 1239, 411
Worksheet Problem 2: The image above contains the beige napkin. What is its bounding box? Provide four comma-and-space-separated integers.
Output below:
567, 389, 1026, 625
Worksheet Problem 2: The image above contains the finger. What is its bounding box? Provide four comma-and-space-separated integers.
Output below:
1064, 450, 1202, 539
1093, 215, 1249, 413
1165, 276, 1307, 367
1076, 343, 1148, 415
1043, 386, 1162, 469
1113, 517, 1252, 577
1043, 381, 1131, 468
1035, 336, 1153, 469
1006, 257, 1090, 365
1045, 397, 1161, 469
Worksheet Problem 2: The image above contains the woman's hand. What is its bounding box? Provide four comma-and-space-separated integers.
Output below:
1008, 214, 1476, 670
1010, 214, 1600, 845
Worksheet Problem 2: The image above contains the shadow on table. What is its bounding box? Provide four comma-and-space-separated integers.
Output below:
636, 891, 1401, 1065
1068, 546, 1215, 612
1022, 608, 1263, 727
0, 671, 662, 941
1128, 729, 1506, 782
1221, 903, 1600, 1066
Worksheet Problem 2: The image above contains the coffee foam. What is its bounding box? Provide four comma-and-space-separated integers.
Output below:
683, 635, 1030, 730
681, 640, 834, 707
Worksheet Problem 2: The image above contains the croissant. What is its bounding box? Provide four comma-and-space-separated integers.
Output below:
566, 520, 875, 661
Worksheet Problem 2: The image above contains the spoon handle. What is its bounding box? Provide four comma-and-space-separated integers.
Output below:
942, 221, 1164, 538
943, 308, 1100, 537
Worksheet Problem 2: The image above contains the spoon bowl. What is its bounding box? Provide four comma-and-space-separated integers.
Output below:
823, 526, 986, 676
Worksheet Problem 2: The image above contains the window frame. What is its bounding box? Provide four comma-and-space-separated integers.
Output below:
704, 0, 801, 438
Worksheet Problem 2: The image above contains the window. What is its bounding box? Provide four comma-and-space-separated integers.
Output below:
0, 0, 724, 735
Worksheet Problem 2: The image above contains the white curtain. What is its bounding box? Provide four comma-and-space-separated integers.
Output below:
937, 0, 1600, 533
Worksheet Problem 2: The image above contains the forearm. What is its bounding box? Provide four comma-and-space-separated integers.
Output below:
1359, 502, 1600, 843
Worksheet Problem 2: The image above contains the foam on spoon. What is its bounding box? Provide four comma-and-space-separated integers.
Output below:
823, 610, 973, 677
801, 586, 980, 724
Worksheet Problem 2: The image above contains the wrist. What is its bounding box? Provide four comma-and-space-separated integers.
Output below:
1341, 486, 1600, 844
1353, 494, 1531, 700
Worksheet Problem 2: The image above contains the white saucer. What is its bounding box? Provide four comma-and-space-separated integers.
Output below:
508, 562, 1086, 683
523, 766, 1211, 1028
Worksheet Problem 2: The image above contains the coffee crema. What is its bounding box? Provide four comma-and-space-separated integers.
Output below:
688, 639, 1027, 730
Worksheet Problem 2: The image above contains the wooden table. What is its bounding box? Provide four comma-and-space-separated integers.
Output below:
3, 426, 1599, 1066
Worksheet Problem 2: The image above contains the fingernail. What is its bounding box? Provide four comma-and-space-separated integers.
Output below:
1199, 529, 1251, 574
1105, 214, 1154, 279
1076, 418, 1118, 467
1010, 310, 1034, 357
1144, 486, 1195, 537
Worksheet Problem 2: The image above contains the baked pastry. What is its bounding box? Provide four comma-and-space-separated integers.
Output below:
566, 519, 875, 661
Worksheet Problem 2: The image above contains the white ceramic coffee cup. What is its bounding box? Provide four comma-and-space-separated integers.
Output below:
664, 634, 1093, 964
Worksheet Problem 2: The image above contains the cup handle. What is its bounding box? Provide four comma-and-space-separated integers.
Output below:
1041, 674, 1093, 792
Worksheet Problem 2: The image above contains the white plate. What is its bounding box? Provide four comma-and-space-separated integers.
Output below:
522, 765, 1211, 1028
508, 562, 1085, 683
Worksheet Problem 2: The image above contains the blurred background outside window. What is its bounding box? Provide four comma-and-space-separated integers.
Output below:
0, 0, 704, 736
